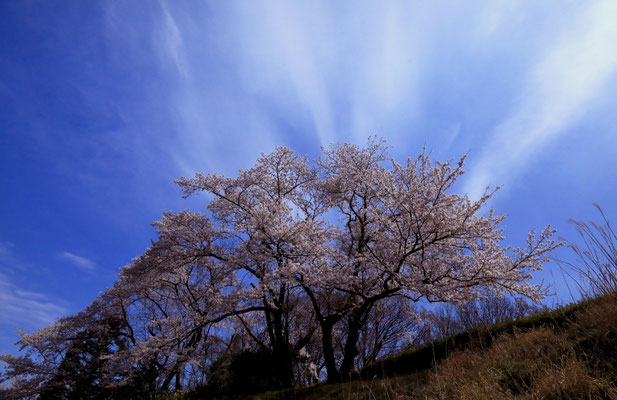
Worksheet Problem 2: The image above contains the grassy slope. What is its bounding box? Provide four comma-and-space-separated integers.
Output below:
243, 295, 617, 399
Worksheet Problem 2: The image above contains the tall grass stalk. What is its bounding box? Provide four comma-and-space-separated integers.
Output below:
560, 204, 617, 298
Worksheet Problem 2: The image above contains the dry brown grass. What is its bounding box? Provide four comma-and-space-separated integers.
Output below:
405, 299, 617, 400
532, 355, 609, 400
413, 328, 558, 399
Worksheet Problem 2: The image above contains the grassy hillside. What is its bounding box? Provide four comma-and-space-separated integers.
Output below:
232, 294, 617, 399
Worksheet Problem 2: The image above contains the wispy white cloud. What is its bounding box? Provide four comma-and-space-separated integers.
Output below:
0, 273, 68, 330
58, 251, 96, 271
159, 0, 189, 80
0, 244, 69, 334
229, 1, 425, 147
464, 0, 617, 199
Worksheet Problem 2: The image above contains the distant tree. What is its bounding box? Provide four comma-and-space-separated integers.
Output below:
1, 138, 560, 395
354, 296, 417, 369
454, 296, 546, 331
418, 295, 547, 343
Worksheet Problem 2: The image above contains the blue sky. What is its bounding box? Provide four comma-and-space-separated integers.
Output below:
1, 1, 617, 355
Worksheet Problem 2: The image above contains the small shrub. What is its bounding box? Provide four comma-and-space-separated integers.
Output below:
191, 348, 296, 397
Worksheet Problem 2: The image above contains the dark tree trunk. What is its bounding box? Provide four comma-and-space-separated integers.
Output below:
322, 320, 341, 383
318, 312, 364, 383
262, 287, 296, 389
272, 343, 294, 389
339, 316, 362, 380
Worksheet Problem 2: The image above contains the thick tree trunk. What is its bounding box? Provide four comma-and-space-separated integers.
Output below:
263, 291, 297, 389
160, 366, 177, 391
268, 337, 294, 387
321, 321, 341, 383
339, 302, 374, 380
339, 319, 362, 380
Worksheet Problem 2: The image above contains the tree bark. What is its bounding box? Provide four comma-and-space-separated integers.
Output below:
339, 317, 362, 379
321, 320, 341, 383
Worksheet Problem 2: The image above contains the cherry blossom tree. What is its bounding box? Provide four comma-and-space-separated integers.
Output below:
174, 138, 559, 382
1, 138, 560, 394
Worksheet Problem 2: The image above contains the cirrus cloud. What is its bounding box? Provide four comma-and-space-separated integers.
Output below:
58, 251, 96, 271
463, 1, 617, 200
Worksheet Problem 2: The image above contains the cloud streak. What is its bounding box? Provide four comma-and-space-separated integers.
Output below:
227, 1, 425, 146
58, 251, 96, 271
0, 245, 68, 336
0, 273, 69, 330
464, 0, 617, 199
